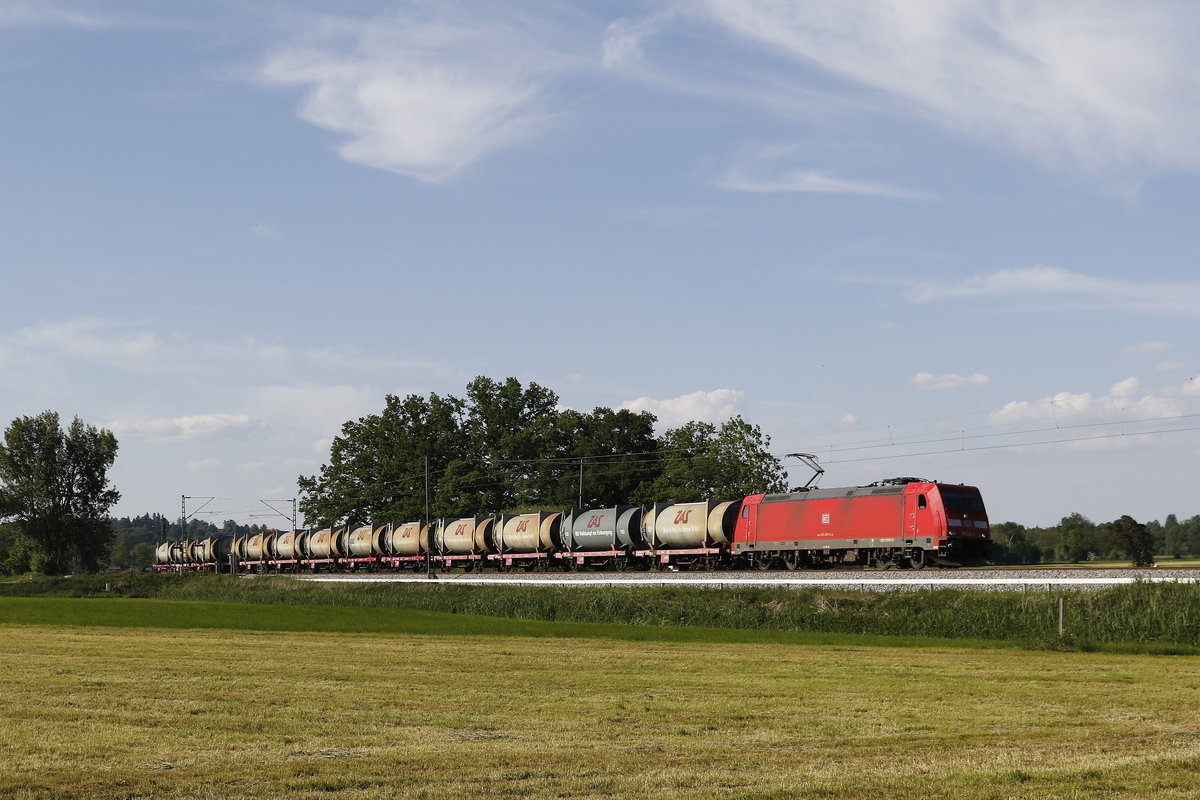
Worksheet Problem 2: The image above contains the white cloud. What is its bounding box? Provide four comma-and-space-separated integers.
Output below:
716, 144, 925, 198
717, 166, 923, 198
1109, 377, 1142, 398
185, 458, 222, 472
836, 413, 859, 428
698, 1, 1200, 179
0, 318, 158, 373
988, 377, 1194, 430
0, 1, 156, 29
258, 9, 584, 181
911, 372, 989, 391
619, 388, 746, 428
906, 266, 1200, 315
1156, 361, 1186, 372
1120, 341, 1171, 355
108, 414, 265, 443
245, 385, 379, 437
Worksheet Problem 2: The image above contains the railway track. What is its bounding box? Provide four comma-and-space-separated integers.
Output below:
288, 567, 1200, 591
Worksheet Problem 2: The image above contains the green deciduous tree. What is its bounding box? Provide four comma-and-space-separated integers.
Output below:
298, 377, 787, 524
1056, 513, 1098, 563
635, 416, 788, 503
0, 411, 120, 574
1111, 514, 1156, 567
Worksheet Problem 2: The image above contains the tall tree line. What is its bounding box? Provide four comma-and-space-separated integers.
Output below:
988, 512, 1198, 566
297, 376, 789, 527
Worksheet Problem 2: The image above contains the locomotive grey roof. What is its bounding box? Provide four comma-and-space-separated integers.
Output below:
762, 481, 930, 503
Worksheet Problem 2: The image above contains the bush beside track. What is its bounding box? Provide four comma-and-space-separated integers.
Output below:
2, 572, 1199, 653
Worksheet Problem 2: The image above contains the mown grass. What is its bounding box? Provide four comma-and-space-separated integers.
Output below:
2, 622, 1200, 799
13, 572, 1200, 652
0, 596, 1014, 651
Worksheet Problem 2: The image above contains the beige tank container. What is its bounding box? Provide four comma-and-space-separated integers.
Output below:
197, 539, 218, 562
154, 542, 171, 564
274, 531, 301, 560
497, 512, 561, 553
540, 512, 562, 550
293, 530, 310, 559
182, 540, 199, 563
307, 529, 334, 559
330, 527, 349, 558
199, 537, 233, 563
437, 517, 485, 554
262, 533, 278, 560
474, 518, 496, 553
371, 524, 389, 555
388, 522, 427, 556
347, 525, 387, 557
245, 534, 265, 560
232, 536, 247, 559
644, 501, 740, 548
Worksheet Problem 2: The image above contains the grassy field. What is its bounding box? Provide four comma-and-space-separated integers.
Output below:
7, 572, 1197, 653
3, 597, 1200, 799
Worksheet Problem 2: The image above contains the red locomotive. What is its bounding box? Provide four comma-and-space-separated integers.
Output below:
734, 479, 989, 569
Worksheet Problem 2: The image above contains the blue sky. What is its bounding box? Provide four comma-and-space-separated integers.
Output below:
2, 0, 1199, 529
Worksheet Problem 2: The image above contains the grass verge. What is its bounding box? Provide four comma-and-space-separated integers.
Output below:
4, 572, 1200, 653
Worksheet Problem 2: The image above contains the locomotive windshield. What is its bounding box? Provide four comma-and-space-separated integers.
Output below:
940, 491, 985, 513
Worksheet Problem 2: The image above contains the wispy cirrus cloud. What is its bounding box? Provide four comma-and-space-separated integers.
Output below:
696, 1, 1200, 180
0, 1, 146, 29
620, 388, 746, 428
1120, 341, 1171, 356
258, 8, 588, 182
715, 143, 926, 198
0, 317, 158, 373
718, 166, 923, 198
906, 266, 1200, 315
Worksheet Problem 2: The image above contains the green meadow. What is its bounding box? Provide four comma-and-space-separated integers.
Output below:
2, 583, 1200, 799
2, 604, 1200, 799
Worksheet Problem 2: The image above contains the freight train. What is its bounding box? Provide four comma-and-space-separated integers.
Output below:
154, 478, 989, 572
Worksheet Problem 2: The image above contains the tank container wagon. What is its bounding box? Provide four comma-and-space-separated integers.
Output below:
153, 479, 988, 572
491, 512, 561, 571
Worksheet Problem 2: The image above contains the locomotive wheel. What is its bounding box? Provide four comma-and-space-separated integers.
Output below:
908, 550, 926, 570
782, 551, 800, 571
754, 553, 772, 571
